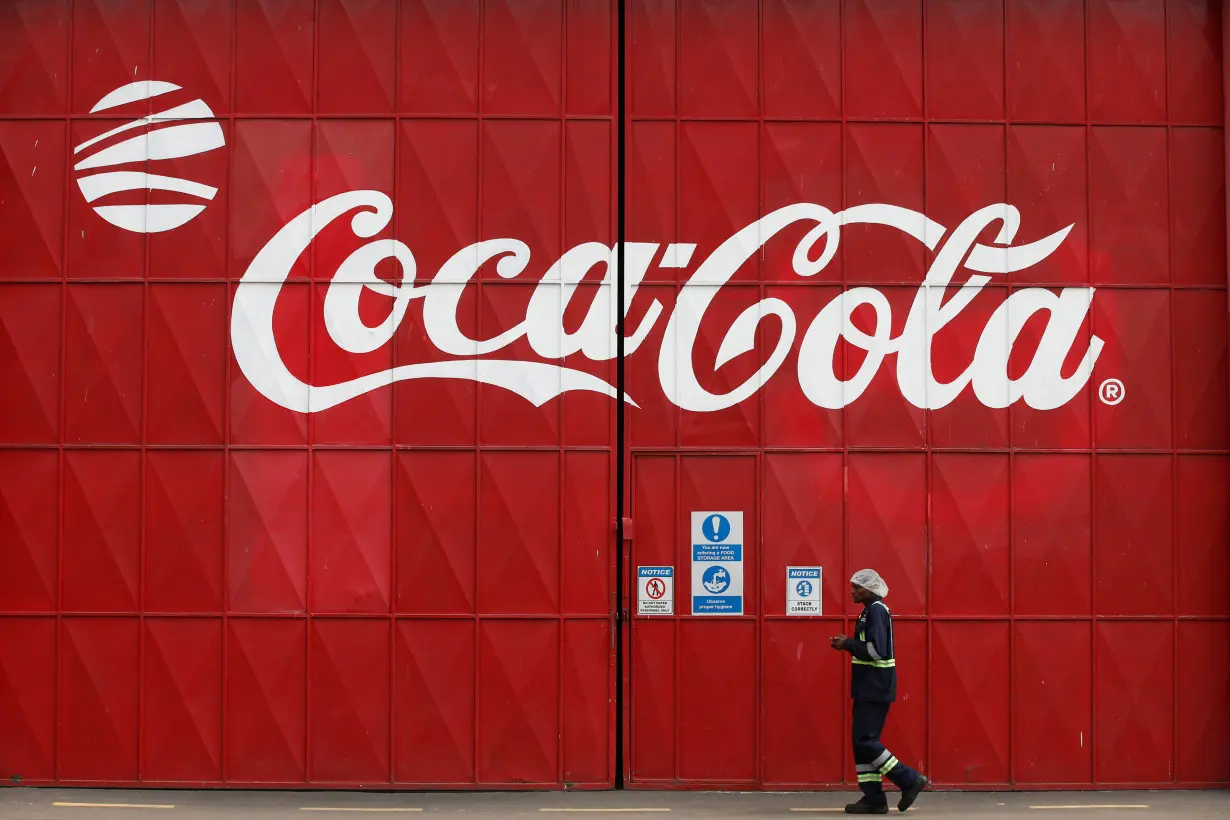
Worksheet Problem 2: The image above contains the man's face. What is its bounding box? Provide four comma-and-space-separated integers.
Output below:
850, 583, 872, 604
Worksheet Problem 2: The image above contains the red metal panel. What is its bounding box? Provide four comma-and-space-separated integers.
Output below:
1012, 622, 1092, 785
60, 618, 140, 781
847, 454, 926, 616
844, 0, 922, 120
1094, 455, 1173, 616
1006, 0, 1085, 122
147, 284, 226, 444
930, 454, 1010, 617
1177, 621, 1230, 783
310, 619, 392, 783
63, 450, 140, 612
0, 451, 58, 612
64, 285, 143, 442
226, 618, 307, 783
477, 619, 560, 784
310, 451, 392, 614
926, 0, 1004, 120
152, 0, 232, 116
393, 619, 475, 784
761, 619, 845, 786
562, 619, 613, 783
762, 454, 844, 615
1176, 455, 1230, 617
677, 0, 756, 119
678, 619, 756, 783
477, 451, 560, 614
317, 0, 395, 115
71, 0, 149, 115
1012, 454, 1091, 616
1095, 622, 1175, 784
227, 451, 307, 613
930, 622, 1009, 785
145, 450, 224, 613
481, 0, 562, 116
0, 122, 65, 281
234, 0, 313, 115
1173, 290, 1230, 449
0, 284, 61, 444
395, 450, 476, 614
1088, 0, 1167, 123
142, 618, 223, 782
0, 0, 69, 116
0, 617, 56, 782
761, 0, 840, 120
1170, 128, 1225, 287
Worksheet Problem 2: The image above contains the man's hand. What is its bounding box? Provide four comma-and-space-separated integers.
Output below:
830, 634, 847, 650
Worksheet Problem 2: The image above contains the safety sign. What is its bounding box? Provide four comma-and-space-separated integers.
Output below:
691, 511, 744, 615
786, 566, 822, 615
637, 566, 675, 615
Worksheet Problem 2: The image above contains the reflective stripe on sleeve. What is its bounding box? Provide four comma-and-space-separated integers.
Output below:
851, 657, 896, 668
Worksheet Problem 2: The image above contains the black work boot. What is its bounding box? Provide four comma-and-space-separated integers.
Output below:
897, 775, 927, 812
845, 798, 889, 815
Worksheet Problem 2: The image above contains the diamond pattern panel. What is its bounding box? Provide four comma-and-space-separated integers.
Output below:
1095, 621, 1174, 784
1177, 621, 1230, 783
1170, 128, 1226, 287
762, 0, 840, 119
0, 451, 57, 612
478, 451, 560, 614
566, 0, 613, 116
60, 617, 139, 781
1012, 454, 1091, 616
64, 284, 143, 443
844, 0, 922, 119
0, 617, 55, 781
395, 451, 476, 614
562, 619, 610, 783
676, 284, 761, 448
71, 0, 150, 115
1167, 0, 1223, 124
317, 0, 395, 114
680, 122, 758, 282
230, 120, 311, 282
153, 0, 232, 115
1092, 289, 1172, 449
230, 282, 310, 445
1088, 0, 1166, 123
481, 121, 560, 278
235, 0, 313, 114
63, 450, 140, 612
1013, 621, 1092, 784
1090, 127, 1169, 284
394, 619, 475, 784
0, 284, 60, 444
562, 451, 611, 617
1007, 0, 1086, 121
310, 619, 391, 783
761, 619, 845, 785
931, 453, 1009, 616
0, 0, 68, 115
926, 0, 1003, 119
931, 622, 1010, 784
144, 451, 224, 613
0, 121, 65, 280
764, 285, 843, 447
629, 0, 675, 116
398, 0, 479, 114
846, 453, 926, 615
477, 619, 559, 784
228, 451, 307, 613
762, 453, 844, 614
1176, 456, 1230, 617
1173, 290, 1229, 449
678, 619, 755, 782
1007, 125, 1088, 284
482, 0, 562, 115
678, 0, 756, 118
1095, 455, 1173, 616
226, 618, 307, 782
147, 283, 226, 444
629, 618, 675, 781
310, 451, 392, 614
845, 124, 925, 285
142, 618, 222, 782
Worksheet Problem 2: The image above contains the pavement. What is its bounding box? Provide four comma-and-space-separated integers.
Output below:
0, 790, 1227, 820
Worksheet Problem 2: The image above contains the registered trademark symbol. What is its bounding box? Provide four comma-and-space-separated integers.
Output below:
1099, 378, 1125, 406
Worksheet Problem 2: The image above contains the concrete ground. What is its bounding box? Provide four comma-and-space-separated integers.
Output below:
0, 790, 1226, 820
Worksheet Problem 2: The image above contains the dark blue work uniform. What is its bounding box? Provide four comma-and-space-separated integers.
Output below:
843, 598, 922, 804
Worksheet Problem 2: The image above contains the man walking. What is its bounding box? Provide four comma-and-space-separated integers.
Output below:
830, 569, 927, 814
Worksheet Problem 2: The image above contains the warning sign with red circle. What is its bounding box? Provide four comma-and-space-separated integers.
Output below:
637, 566, 674, 615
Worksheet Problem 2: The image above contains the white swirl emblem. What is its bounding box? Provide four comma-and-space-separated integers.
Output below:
73, 80, 225, 233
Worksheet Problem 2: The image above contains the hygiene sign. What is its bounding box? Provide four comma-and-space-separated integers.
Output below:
690, 511, 744, 615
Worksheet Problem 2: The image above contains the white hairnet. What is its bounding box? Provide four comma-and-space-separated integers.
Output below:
851, 569, 888, 598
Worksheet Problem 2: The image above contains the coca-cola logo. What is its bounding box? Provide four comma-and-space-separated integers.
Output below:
230, 190, 1103, 415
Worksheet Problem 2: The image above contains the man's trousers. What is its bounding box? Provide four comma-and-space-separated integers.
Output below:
852, 700, 922, 804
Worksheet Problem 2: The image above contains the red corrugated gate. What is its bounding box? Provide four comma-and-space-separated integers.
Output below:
0, 0, 1227, 793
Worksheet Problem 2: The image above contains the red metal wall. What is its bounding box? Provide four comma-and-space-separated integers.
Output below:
623, 0, 1229, 791
0, 0, 1226, 793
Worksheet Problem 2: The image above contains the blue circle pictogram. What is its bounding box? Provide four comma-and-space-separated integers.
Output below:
795, 580, 813, 598
701, 513, 731, 543
702, 565, 731, 594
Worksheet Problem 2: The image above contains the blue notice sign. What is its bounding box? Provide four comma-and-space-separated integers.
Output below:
690, 512, 744, 615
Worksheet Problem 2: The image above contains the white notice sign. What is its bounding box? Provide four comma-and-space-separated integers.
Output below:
786, 566, 822, 615
637, 566, 674, 615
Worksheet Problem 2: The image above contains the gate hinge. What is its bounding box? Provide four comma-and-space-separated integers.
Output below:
617, 517, 634, 540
